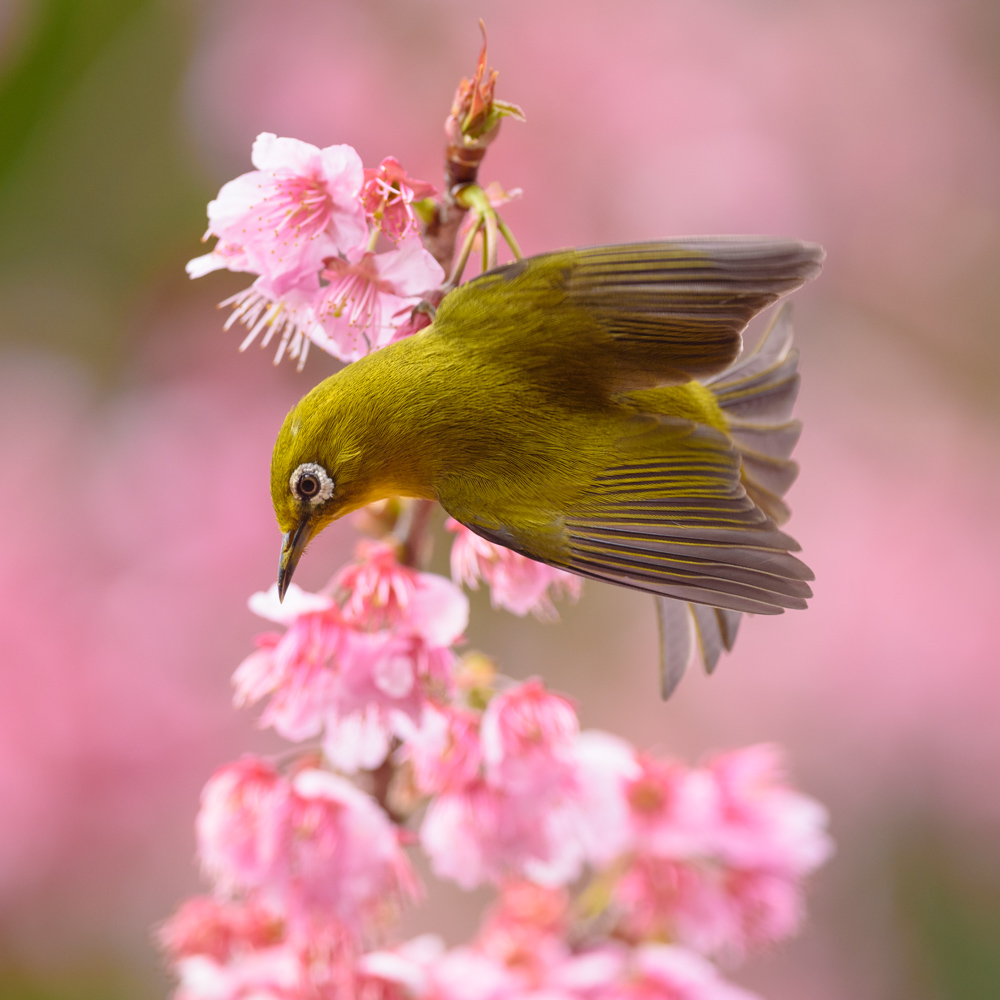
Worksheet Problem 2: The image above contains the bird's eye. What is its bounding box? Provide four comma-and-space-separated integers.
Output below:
290, 462, 334, 506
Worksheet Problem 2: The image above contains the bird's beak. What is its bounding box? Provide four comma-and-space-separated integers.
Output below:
277, 519, 312, 602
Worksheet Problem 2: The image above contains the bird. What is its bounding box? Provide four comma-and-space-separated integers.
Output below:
270, 238, 824, 697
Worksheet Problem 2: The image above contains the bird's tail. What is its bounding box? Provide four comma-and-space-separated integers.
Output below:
656, 303, 803, 697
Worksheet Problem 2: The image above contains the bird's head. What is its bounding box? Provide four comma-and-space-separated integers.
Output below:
270, 380, 373, 600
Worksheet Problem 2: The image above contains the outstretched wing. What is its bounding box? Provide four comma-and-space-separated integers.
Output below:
433, 238, 824, 390
445, 414, 813, 618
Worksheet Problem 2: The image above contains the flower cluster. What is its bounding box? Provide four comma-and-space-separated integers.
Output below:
235, 540, 468, 773
188, 134, 444, 368
162, 538, 830, 1000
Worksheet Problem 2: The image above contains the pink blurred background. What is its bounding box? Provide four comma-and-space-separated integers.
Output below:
1, 1, 999, 998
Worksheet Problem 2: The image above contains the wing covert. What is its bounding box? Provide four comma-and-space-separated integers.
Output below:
433, 238, 824, 390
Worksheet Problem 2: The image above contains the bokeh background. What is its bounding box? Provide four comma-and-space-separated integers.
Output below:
2, 1, 999, 997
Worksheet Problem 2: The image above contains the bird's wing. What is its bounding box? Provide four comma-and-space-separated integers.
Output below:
443, 414, 813, 616
433, 238, 824, 389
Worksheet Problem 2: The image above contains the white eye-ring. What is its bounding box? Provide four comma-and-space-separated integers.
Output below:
290, 462, 334, 506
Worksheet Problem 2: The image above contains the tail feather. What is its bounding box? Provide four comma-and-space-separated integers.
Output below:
656, 597, 743, 697
656, 302, 806, 697
712, 301, 804, 522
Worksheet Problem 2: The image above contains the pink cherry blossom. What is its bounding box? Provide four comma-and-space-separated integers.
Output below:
623, 755, 712, 860
357, 934, 446, 1000
337, 540, 419, 629
613, 855, 720, 948
572, 731, 639, 868
480, 679, 578, 797
362, 156, 437, 242
336, 540, 470, 645
233, 603, 347, 743
196, 757, 287, 894
475, 880, 571, 987
386, 302, 434, 344
596, 748, 831, 956
318, 632, 437, 774
397, 702, 483, 796
613, 944, 763, 1000
172, 944, 306, 1000
186, 239, 253, 279
322, 703, 399, 775
197, 132, 367, 294
279, 768, 418, 927
447, 520, 581, 620
249, 582, 337, 626
159, 896, 283, 964
220, 273, 322, 371
237, 575, 467, 772
313, 240, 445, 361
425, 946, 520, 1000
700, 745, 832, 875
418, 681, 590, 888
420, 776, 585, 890
611, 836, 813, 955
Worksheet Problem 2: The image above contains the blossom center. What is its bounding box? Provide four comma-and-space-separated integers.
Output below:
319, 253, 396, 331
260, 171, 333, 242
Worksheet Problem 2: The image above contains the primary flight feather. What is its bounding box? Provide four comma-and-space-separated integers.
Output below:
271, 237, 824, 696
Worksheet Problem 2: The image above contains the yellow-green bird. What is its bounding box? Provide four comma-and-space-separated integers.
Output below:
271, 239, 823, 696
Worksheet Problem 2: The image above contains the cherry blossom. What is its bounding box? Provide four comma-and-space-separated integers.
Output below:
313, 240, 445, 361
159, 896, 284, 964
600, 748, 832, 956
196, 133, 366, 294
279, 768, 418, 927
237, 568, 467, 772
336, 540, 419, 628
171, 944, 306, 1000
420, 776, 585, 890
197, 758, 286, 894
448, 520, 581, 619
335, 540, 470, 645
417, 687, 591, 890
623, 755, 711, 860
233, 605, 346, 742
701, 745, 832, 875
219, 273, 322, 371
479, 679, 578, 797
397, 702, 483, 796
615, 944, 763, 1000
196, 758, 416, 940
362, 156, 437, 242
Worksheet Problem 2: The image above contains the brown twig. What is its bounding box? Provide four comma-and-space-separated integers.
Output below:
422, 21, 522, 275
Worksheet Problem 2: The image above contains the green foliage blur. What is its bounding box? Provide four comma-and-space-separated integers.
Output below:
0, 0, 205, 378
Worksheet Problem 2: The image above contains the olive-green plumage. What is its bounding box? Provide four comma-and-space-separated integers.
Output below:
272, 238, 823, 693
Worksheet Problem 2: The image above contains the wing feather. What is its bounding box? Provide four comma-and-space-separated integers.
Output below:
446, 416, 812, 617
436, 238, 824, 390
